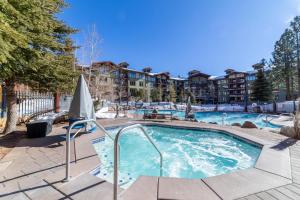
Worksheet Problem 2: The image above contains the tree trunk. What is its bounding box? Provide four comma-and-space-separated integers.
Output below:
296, 35, 300, 97
286, 63, 292, 100
2, 80, 18, 135
291, 72, 294, 99
286, 75, 291, 100
54, 92, 60, 113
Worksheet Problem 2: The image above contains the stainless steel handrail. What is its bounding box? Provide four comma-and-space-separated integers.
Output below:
64, 119, 114, 182
113, 124, 163, 200
222, 113, 228, 125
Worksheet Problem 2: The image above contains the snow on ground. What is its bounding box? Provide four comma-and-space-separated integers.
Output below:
95, 107, 124, 119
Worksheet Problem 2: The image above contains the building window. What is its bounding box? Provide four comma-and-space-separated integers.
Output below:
130, 81, 136, 86
129, 88, 137, 96
137, 73, 144, 79
139, 81, 144, 87
129, 72, 136, 78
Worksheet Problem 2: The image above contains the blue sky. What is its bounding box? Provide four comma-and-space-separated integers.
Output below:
60, 0, 300, 77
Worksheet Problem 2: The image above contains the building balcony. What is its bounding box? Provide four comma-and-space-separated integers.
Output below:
228, 88, 245, 90
229, 94, 244, 97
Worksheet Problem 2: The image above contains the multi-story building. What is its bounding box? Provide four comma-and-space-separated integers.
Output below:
79, 61, 287, 104
245, 70, 256, 101
225, 69, 247, 103
169, 77, 185, 102
153, 72, 170, 102
87, 61, 119, 101
127, 68, 148, 101
215, 75, 229, 103
187, 70, 210, 103
79, 63, 170, 102
207, 77, 218, 104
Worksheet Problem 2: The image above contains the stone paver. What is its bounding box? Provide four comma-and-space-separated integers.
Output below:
203, 168, 292, 200
254, 144, 292, 179
158, 177, 221, 200
52, 173, 114, 200
121, 176, 158, 200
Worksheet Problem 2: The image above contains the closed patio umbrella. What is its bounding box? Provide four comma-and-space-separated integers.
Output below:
69, 74, 95, 120
185, 96, 192, 119
66, 75, 95, 164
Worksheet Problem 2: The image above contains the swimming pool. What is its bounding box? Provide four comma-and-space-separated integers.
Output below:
129, 110, 281, 129
92, 125, 261, 188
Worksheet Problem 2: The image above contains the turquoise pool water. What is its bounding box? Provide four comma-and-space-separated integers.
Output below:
129, 110, 281, 129
93, 125, 261, 188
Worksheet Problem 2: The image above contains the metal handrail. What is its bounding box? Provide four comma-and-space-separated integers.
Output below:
113, 124, 163, 200
64, 119, 114, 182
222, 113, 228, 125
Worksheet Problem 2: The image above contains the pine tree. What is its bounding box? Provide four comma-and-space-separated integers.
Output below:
150, 88, 161, 102
291, 16, 300, 96
251, 60, 272, 102
271, 29, 295, 100
169, 84, 177, 102
0, 0, 77, 134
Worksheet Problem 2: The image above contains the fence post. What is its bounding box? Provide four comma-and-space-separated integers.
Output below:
273, 101, 277, 114
1, 84, 7, 118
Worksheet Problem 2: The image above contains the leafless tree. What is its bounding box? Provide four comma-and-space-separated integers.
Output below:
82, 24, 102, 88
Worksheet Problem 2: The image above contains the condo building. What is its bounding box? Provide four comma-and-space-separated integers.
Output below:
225, 69, 247, 103
79, 61, 288, 104
187, 70, 210, 103
214, 75, 229, 103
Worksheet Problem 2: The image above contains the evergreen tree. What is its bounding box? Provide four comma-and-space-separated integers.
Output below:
136, 89, 145, 102
271, 29, 295, 100
150, 88, 161, 102
179, 89, 184, 103
168, 84, 177, 102
251, 60, 272, 102
0, 0, 77, 134
291, 16, 300, 96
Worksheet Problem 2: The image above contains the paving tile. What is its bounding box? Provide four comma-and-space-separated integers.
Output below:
0, 192, 30, 200
0, 176, 43, 199
203, 168, 292, 200
158, 177, 220, 200
121, 176, 158, 200
24, 180, 66, 200
55, 173, 115, 200
1, 170, 26, 185
0, 181, 20, 197
255, 145, 292, 179
0, 161, 12, 173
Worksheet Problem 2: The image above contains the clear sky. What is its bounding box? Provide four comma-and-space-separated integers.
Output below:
60, 0, 300, 77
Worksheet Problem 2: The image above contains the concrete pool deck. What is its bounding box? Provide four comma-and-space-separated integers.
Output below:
0, 118, 300, 200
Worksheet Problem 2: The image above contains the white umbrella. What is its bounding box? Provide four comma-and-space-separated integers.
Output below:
69, 74, 95, 120
185, 96, 192, 119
